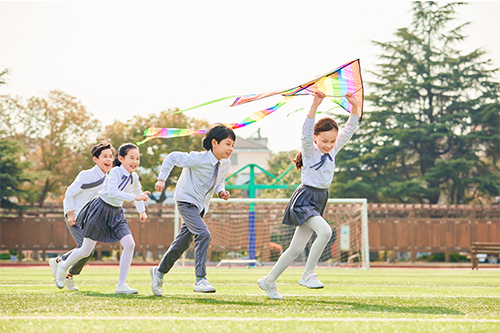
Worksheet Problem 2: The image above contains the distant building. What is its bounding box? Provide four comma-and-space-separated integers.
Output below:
229, 129, 272, 185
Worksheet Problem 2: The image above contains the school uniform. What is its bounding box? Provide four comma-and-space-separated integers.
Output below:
61, 165, 107, 274
156, 150, 230, 277
76, 165, 145, 243
283, 115, 359, 226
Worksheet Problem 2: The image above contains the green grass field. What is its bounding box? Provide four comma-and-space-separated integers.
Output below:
0, 266, 499, 332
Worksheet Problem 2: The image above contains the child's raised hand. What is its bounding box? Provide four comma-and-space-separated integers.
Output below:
140, 211, 148, 223
345, 92, 360, 116
135, 191, 151, 202
312, 91, 326, 107
308, 91, 326, 118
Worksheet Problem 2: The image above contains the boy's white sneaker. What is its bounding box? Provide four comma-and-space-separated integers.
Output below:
193, 278, 216, 293
49, 258, 59, 278
65, 277, 78, 291
115, 284, 138, 294
298, 272, 324, 289
257, 277, 283, 300
55, 265, 66, 289
150, 267, 163, 296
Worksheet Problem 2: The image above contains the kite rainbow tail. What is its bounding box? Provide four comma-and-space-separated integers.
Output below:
227, 96, 294, 129
137, 128, 208, 145
173, 95, 238, 114
137, 96, 293, 144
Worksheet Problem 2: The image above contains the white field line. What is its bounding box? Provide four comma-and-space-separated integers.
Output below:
0, 283, 498, 289
0, 316, 499, 323
1, 289, 499, 298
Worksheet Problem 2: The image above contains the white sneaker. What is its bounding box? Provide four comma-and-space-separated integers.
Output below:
257, 277, 283, 300
193, 278, 216, 293
298, 272, 324, 289
65, 276, 78, 291
49, 258, 59, 278
55, 264, 66, 289
150, 267, 163, 296
115, 283, 138, 294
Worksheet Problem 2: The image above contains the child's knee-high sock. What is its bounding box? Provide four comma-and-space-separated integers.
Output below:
118, 234, 135, 286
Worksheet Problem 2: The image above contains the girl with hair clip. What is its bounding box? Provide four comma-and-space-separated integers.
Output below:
258, 91, 360, 299
55, 143, 150, 294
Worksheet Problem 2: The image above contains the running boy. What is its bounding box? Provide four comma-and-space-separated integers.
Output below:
150, 124, 235, 296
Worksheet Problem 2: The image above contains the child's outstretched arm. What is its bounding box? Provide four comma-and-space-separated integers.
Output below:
345, 92, 360, 117
307, 91, 326, 118
155, 152, 198, 192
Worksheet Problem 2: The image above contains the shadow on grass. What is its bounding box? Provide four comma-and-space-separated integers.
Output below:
172, 296, 269, 306
79, 291, 157, 299
77, 292, 463, 315
317, 300, 464, 315
78, 291, 270, 305
79, 291, 278, 306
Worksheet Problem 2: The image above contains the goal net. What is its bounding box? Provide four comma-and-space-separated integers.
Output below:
176, 198, 369, 269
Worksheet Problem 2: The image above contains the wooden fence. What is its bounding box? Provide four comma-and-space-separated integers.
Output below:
367, 203, 500, 262
1, 203, 499, 263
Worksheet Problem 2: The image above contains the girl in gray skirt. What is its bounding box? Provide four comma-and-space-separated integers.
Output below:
55, 143, 150, 294
258, 91, 360, 299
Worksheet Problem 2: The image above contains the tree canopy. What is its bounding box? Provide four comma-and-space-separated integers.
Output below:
1, 91, 101, 206
330, 1, 500, 204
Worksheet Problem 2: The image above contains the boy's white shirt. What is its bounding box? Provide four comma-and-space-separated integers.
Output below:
99, 165, 145, 213
63, 165, 106, 218
300, 115, 359, 189
158, 150, 230, 214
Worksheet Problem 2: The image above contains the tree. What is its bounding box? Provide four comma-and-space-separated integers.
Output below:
7, 90, 102, 206
0, 69, 8, 87
0, 139, 30, 209
102, 110, 211, 203
332, 1, 500, 204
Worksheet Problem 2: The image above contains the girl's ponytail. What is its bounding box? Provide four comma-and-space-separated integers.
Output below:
293, 151, 303, 170
112, 153, 121, 167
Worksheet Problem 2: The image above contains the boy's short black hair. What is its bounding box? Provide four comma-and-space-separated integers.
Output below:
91, 142, 115, 159
202, 124, 236, 151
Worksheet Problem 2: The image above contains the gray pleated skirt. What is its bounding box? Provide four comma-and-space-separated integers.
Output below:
75, 196, 131, 243
282, 184, 329, 226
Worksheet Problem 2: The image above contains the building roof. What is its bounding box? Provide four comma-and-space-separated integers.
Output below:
234, 136, 269, 150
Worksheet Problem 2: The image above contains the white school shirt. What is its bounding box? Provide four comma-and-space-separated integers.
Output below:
158, 150, 230, 214
63, 165, 107, 218
99, 165, 146, 213
301, 115, 359, 189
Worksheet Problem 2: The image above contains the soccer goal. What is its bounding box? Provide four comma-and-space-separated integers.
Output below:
174, 198, 369, 269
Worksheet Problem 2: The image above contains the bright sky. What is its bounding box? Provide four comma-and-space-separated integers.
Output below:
1, 1, 499, 153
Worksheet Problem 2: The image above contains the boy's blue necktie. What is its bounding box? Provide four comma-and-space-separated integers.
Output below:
207, 162, 220, 194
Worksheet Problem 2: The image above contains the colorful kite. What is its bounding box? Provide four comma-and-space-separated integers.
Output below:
138, 59, 363, 145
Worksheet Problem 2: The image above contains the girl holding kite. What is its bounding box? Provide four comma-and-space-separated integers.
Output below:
258, 91, 360, 299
